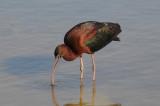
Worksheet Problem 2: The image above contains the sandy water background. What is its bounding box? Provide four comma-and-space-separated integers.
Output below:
0, 0, 160, 106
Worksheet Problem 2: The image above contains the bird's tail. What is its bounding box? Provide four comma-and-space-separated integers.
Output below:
104, 22, 122, 36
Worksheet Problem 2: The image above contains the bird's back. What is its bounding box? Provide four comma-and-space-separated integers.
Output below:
64, 21, 121, 54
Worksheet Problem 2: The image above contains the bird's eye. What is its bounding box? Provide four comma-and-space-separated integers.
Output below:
54, 48, 59, 57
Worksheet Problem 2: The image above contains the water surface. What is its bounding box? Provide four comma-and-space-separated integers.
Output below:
0, 0, 160, 106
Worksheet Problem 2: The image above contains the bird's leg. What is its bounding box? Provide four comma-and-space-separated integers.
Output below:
91, 54, 96, 80
80, 55, 84, 79
51, 85, 59, 106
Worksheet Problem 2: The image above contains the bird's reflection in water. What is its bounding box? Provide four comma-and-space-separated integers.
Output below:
52, 80, 121, 106
52, 85, 59, 106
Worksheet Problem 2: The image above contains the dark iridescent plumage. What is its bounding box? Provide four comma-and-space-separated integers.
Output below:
64, 21, 121, 53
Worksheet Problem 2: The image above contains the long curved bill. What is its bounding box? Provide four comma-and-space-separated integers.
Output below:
52, 55, 60, 85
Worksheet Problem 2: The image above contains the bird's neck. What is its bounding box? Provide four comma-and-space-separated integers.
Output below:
62, 44, 81, 61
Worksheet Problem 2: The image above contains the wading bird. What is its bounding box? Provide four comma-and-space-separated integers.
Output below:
52, 21, 122, 85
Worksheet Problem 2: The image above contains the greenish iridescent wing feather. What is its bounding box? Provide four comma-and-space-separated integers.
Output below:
84, 22, 121, 53
84, 30, 111, 52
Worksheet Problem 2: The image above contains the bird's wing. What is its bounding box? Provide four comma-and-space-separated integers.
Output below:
83, 22, 121, 53
64, 21, 121, 54
64, 21, 103, 54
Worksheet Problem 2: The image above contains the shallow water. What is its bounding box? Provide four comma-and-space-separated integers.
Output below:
0, 0, 160, 106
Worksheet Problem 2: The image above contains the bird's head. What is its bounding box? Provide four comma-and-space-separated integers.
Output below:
53, 44, 67, 68
54, 44, 65, 58
52, 44, 68, 85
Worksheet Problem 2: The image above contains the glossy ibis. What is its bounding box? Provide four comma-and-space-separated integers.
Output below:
52, 21, 122, 85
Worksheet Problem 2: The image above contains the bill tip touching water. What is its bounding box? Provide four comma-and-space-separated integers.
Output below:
52, 21, 122, 85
